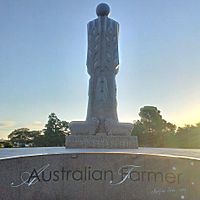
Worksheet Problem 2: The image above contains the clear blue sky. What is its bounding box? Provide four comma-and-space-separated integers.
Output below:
0, 0, 200, 139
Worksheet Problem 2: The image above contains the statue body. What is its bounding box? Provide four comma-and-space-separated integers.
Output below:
86, 16, 119, 132
69, 4, 133, 136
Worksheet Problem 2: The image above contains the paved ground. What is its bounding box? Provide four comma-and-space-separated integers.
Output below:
1, 147, 200, 160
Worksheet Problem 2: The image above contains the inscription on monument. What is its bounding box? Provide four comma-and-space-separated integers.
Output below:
11, 164, 183, 187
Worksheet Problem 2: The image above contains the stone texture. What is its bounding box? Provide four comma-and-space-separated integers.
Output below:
0, 151, 199, 200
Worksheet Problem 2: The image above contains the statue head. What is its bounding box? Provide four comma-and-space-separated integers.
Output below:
96, 3, 110, 17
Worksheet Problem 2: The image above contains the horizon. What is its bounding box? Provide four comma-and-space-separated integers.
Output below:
0, 0, 200, 139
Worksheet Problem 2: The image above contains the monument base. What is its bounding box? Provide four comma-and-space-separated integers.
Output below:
1, 147, 199, 200
65, 135, 138, 149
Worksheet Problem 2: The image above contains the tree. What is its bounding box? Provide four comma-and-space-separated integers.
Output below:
8, 128, 41, 147
175, 123, 200, 148
0, 139, 13, 148
132, 106, 176, 147
3, 141, 13, 148
34, 113, 69, 147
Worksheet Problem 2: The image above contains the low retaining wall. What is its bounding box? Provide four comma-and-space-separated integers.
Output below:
0, 150, 199, 200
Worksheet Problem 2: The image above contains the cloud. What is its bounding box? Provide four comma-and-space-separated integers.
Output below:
32, 121, 43, 126
0, 120, 44, 139
0, 121, 16, 128
26, 121, 44, 130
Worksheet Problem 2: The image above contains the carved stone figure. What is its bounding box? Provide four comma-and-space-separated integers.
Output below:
86, 3, 119, 133
69, 3, 134, 136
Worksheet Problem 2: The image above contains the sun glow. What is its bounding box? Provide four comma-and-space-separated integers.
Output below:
170, 103, 200, 127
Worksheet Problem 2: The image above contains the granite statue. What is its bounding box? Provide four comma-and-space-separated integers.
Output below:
66, 3, 138, 148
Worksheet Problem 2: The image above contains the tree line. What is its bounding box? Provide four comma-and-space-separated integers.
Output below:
6, 113, 69, 147
3, 106, 200, 148
132, 106, 200, 148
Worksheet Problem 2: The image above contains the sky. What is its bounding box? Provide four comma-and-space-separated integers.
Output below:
0, 0, 200, 139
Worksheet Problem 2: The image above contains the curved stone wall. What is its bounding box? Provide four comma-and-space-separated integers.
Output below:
0, 152, 199, 200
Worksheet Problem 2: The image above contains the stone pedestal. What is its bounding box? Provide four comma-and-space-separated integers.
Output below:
67, 120, 138, 149
65, 135, 138, 149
